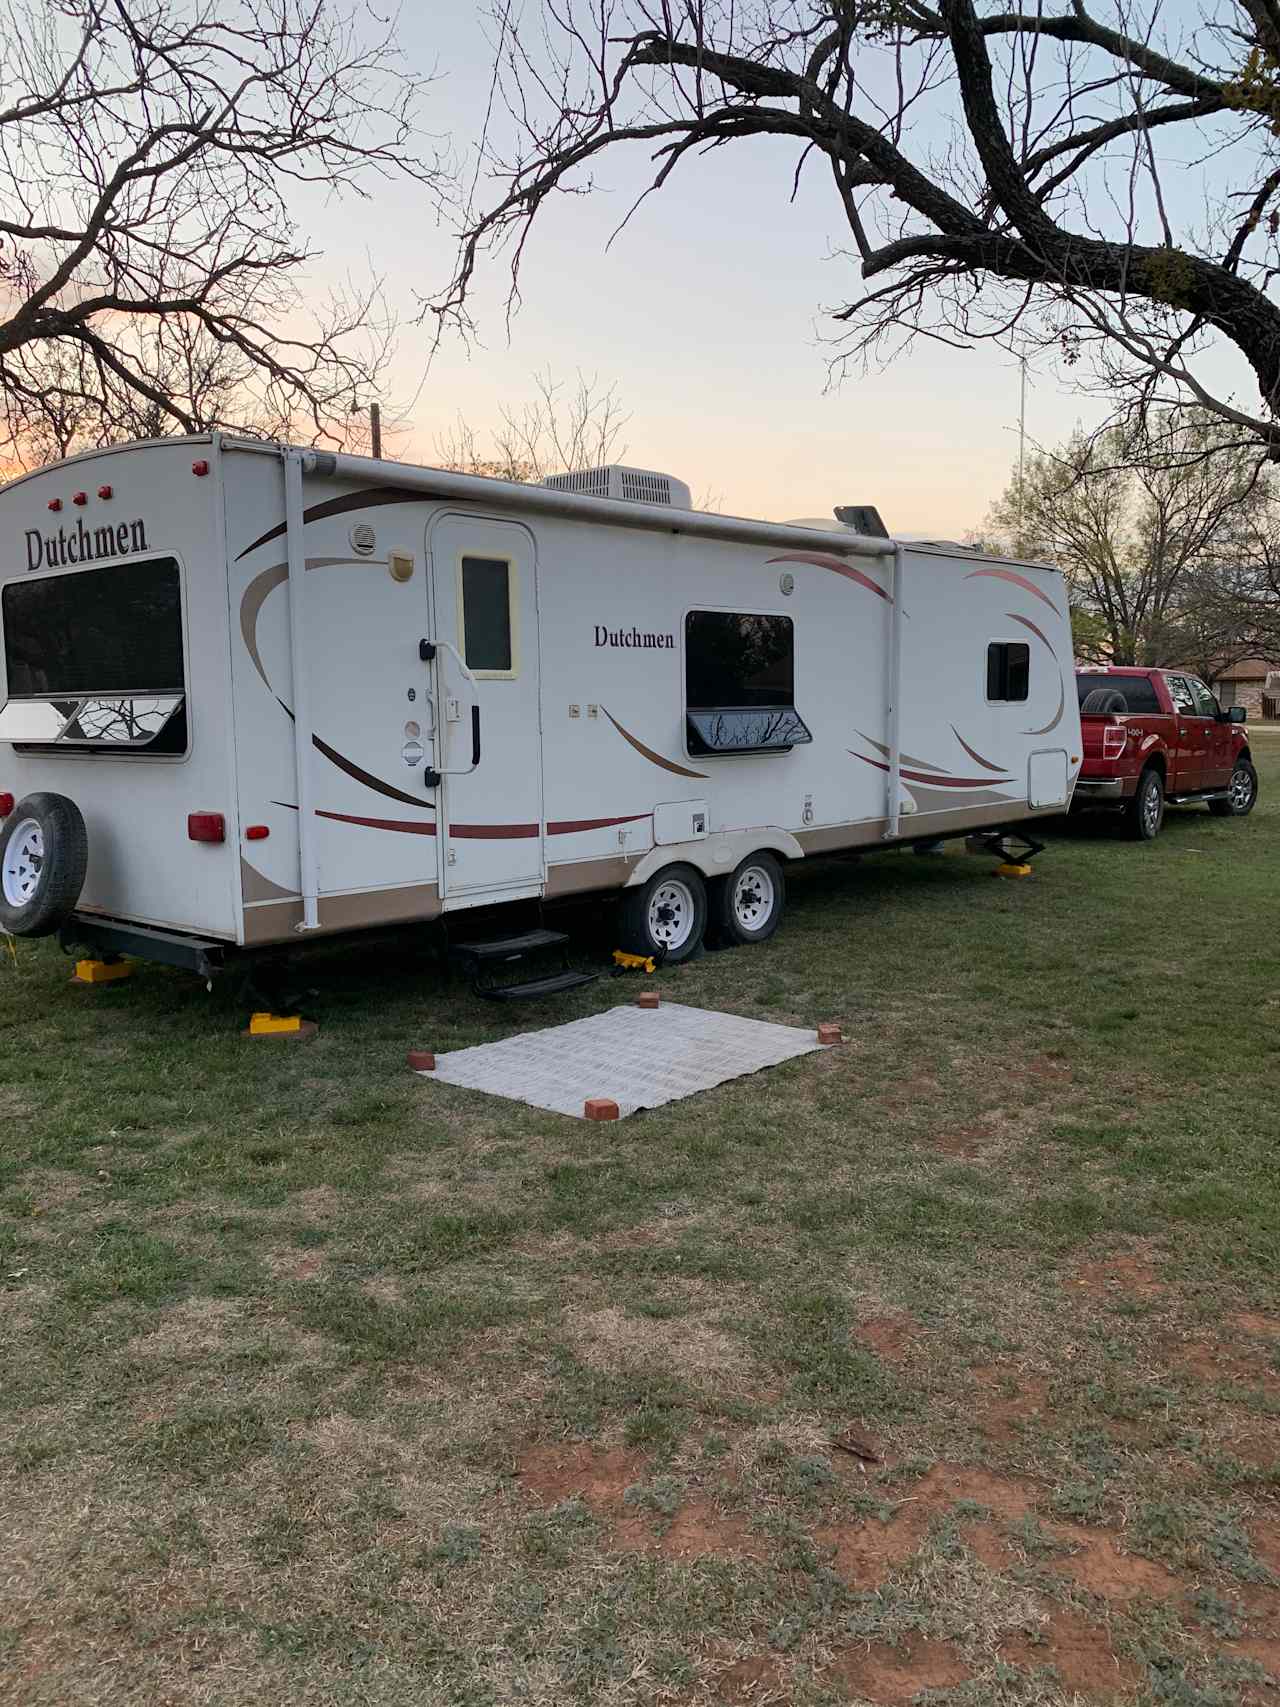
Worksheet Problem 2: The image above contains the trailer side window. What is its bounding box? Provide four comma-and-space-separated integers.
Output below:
986, 641, 1030, 702
0, 555, 188, 755
459, 555, 515, 677
684, 610, 812, 755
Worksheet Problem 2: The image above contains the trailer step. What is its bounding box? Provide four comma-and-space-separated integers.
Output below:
452, 927, 570, 962
480, 969, 600, 1002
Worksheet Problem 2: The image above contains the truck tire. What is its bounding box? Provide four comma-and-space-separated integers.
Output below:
1208, 758, 1258, 818
1081, 687, 1128, 714
0, 792, 88, 937
1125, 767, 1164, 841
616, 864, 707, 964
708, 852, 786, 948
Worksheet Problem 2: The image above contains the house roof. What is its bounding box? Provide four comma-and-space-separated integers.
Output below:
1215, 657, 1276, 680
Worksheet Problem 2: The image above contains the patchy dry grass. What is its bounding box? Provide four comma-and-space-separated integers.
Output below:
2, 753, 1280, 1704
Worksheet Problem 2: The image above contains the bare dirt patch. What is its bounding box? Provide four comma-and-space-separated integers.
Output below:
816, 1462, 1036, 1585
1000, 1606, 1140, 1695
970, 1366, 1051, 1439
713, 1652, 786, 1702
1230, 1312, 1280, 1341
1071, 1248, 1166, 1303
1048, 1521, 1178, 1600
826, 1636, 970, 1702
516, 1442, 768, 1560
1175, 1335, 1280, 1390
858, 1313, 916, 1361
931, 1124, 989, 1157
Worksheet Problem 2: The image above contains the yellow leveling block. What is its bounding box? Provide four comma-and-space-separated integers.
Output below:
995, 863, 1034, 879
73, 958, 134, 984
612, 949, 658, 973
249, 1012, 304, 1035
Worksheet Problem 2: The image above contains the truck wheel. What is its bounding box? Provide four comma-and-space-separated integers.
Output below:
1208, 758, 1258, 817
708, 852, 785, 948
1125, 768, 1164, 841
0, 792, 88, 937
617, 864, 707, 964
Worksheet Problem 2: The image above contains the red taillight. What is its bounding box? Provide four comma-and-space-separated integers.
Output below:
0, 793, 13, 817
245, 824, 269, 841
47, 498, 62, 512
97, 484, 113, 500
187, 812, 226, 843
1102, 724, 1127, 761
72, 491, 87, 506
191, 459, 209, 477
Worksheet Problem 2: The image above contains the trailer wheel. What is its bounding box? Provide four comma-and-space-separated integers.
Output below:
0, 792, 88, 937
708, 852, 786, 948
617, 864, 707, 963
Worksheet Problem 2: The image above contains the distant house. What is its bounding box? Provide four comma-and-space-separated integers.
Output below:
1211, 657, 1279, 719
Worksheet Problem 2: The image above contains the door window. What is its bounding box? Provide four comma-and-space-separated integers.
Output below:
459, 555, 515, 677
1166, 675, 1196, 715
1188, 678, 1220, 718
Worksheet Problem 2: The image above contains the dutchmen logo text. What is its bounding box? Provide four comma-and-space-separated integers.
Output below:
26, 516, 149, 572
594, 624, 675, 650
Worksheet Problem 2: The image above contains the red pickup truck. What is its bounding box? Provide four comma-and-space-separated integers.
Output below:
1073, 666, 1257, 839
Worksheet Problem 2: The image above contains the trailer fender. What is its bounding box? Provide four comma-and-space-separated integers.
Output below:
624, 828, 804, 887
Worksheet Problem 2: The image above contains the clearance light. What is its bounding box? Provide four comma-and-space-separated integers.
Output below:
187, 812, 226, 843
47, 498, 62, 512
191, 459, 209, 477
72, 491, 87, 506
0, 793, 13, 817
245, 824, 269, 841
97, 484, 113, 500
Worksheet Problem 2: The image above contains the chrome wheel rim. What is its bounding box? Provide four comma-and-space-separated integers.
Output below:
1231, 766, 1254, 811
2, 818, 43, 908
648, 877, 697, 952
1142, 781, 1161, 834
732, 864, 775, 933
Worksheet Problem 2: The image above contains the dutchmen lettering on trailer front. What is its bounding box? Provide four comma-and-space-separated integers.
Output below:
25, 516, 149, 572
594, 624, 675, 649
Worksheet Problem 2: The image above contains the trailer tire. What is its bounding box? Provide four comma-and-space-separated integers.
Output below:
1208, 758, 1258, 817
617, 864, 707, 964
0, 792, 88, 937
708, 852, 786, 948
1125, 767, 1164, 841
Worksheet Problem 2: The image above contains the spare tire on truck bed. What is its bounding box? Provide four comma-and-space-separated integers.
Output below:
0, 793, 88, 937
1080, 687, 1128, 714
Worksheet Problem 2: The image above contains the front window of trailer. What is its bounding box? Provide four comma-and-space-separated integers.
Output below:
684, 610, 812, 755
0, 556, 188, 753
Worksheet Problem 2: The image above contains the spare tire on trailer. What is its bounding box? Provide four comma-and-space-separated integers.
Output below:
1080, 687, 1128, 714
0, 793, 88, 937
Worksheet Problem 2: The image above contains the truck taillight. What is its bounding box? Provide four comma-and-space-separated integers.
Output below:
188, 812, 226, 843
1102, 725, 1127, 761
0, 793, 13, 817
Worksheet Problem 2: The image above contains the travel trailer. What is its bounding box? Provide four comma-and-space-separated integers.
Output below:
0, 436, 1081, 993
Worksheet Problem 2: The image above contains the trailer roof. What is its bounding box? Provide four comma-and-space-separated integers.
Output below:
2, 433, 1059, 576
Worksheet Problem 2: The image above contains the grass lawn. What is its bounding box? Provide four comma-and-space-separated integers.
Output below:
2, 744, 1279, 1706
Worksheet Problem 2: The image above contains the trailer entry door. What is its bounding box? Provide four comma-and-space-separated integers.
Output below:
428, 514, 544, 902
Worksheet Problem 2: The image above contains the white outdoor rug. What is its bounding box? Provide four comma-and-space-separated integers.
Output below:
423, 1001, 827, 1119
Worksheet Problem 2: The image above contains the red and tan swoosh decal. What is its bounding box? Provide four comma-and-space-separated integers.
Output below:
235, 487, 424, 561
1006, 610, 1057, 657
1024, 672, 1066, 737
965, 566, 1061, 615
856, 733, 947, 773
950, 726, 1006, 773
767, 551, 892, 603
274, 806, 651, 840
601, 707, 707, 779
850, 752, 1013, 788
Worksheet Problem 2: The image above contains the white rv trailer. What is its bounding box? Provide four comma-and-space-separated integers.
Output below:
0, 435, 1081, 984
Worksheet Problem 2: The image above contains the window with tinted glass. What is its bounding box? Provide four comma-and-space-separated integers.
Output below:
684, 611, 811, 755
1188, 677, 1220, 717
1075, 672, 1160, 713
987, 641, 1030, 702
460, 555, 514, 674
1166, 675, 1196, 714
0, 557, 187, 754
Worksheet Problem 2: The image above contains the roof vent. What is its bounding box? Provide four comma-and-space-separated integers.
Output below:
833, 504, 889, 538
542, 464, 692, 508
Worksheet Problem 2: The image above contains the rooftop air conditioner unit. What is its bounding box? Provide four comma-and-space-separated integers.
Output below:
542, 464, 692, 508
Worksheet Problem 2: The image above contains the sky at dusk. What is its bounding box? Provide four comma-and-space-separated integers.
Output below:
304, 4, 1252, 541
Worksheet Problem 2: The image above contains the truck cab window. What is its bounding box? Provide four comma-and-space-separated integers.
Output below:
684, 610, 811, 755
459, 555, 514, 676
1166, 675, 1196, 715
1188, 678, 1220, 717
987, 641, 1030, 702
